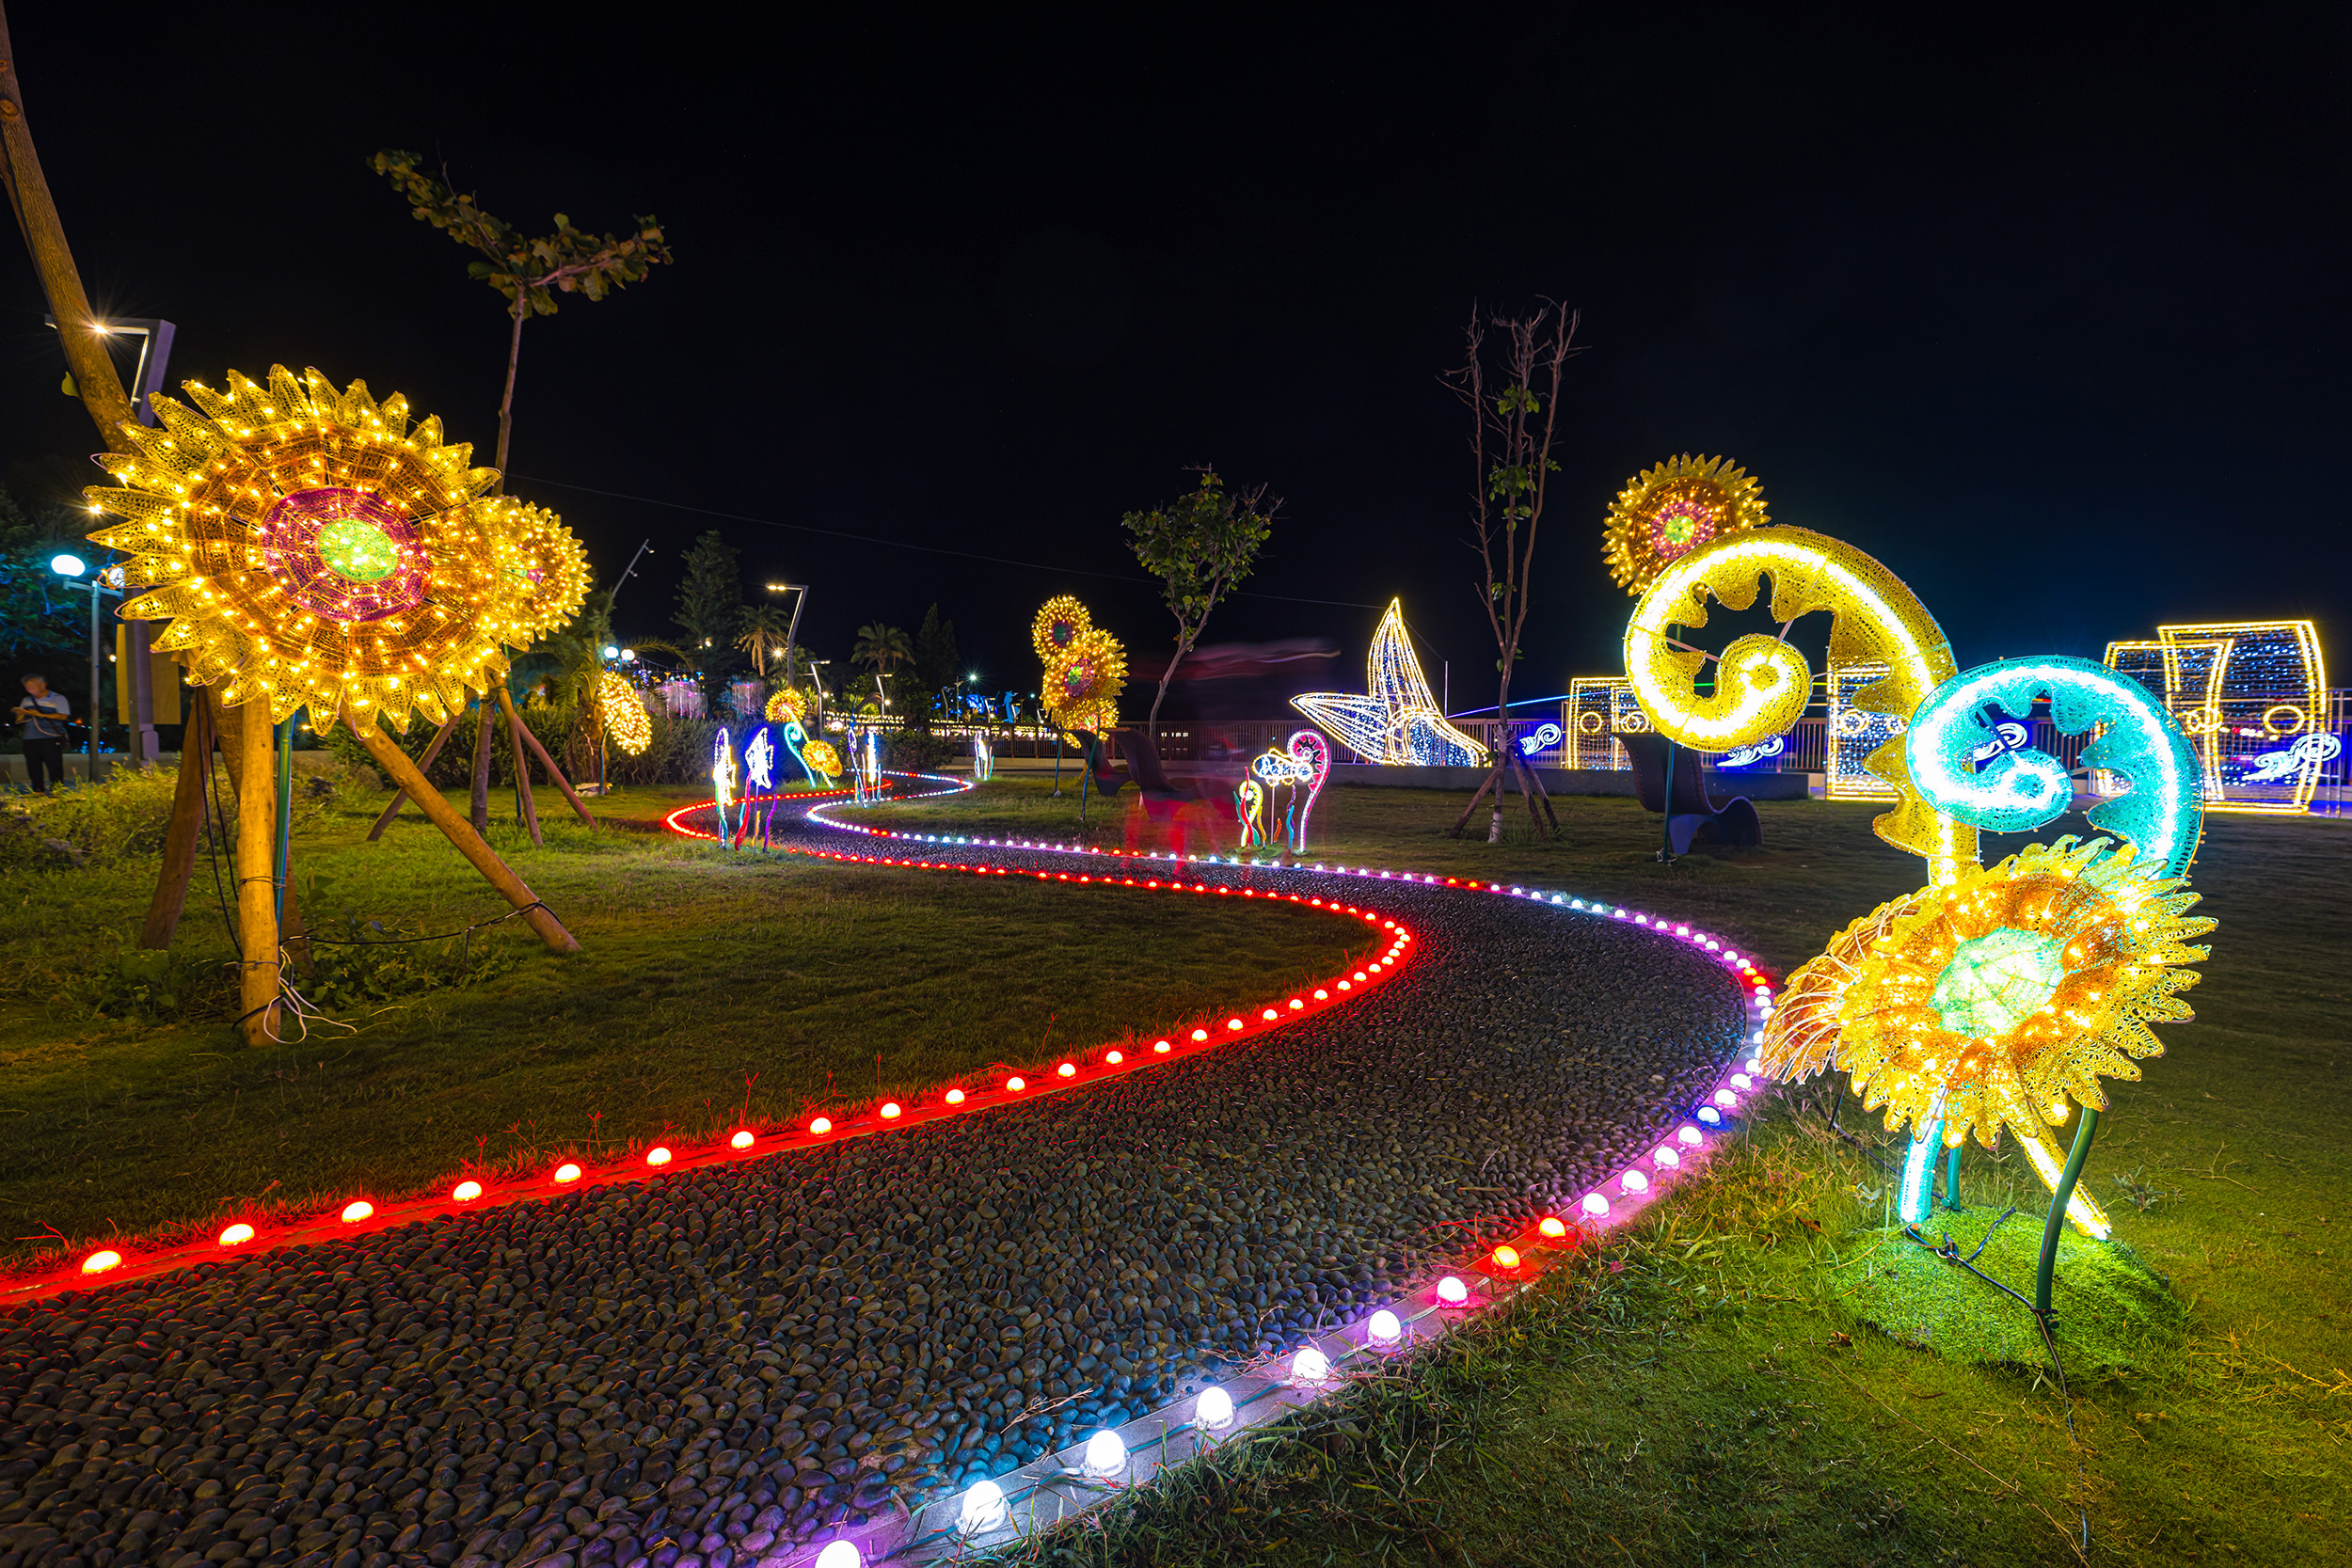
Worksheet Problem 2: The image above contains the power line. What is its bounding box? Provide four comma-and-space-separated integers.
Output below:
510, 474, 1387, 611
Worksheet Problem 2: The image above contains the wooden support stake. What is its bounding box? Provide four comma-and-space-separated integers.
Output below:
366, 711, 461, 841
498, 684, 597, 828
469, 698, 495, 834
138, 689, 214, 950
498, 685, 543, 847
352, 722, 581, 954
227, 706, 280, 1044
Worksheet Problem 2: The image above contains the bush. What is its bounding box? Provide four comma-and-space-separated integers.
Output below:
885, 730, 963, 771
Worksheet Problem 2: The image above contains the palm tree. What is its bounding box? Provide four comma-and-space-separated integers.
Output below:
852, 622, 914, 713
735, 604, 795, 678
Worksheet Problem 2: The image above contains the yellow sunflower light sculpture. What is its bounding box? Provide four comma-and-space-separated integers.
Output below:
766, 688, 807, 723
488, 499, 591, 644
84, 365, 516, 732
803, 738, 842, 782
1047, 626, 1125, 733
1764, 836, 2212, 1238
1032, 594, 1091, 666
597, 671, 652, 756
1602, 454, 1768, 594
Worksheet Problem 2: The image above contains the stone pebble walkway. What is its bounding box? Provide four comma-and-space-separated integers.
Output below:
0, 810, 1743, 1568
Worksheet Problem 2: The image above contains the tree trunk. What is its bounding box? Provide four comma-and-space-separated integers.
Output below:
494, 294, 526, 486
352, 722, 581, 954
139, 690, 214, 950
469, 698, 495, 833
225, 705, 279, 1044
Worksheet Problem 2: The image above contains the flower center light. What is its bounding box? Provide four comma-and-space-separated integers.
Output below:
1931, 926, 2069, 1037
316, 517, 399, 581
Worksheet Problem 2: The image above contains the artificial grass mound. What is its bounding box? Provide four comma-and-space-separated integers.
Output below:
1844, 1206, 2186, 1374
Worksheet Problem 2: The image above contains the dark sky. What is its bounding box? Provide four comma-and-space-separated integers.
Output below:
4, 7, 2345, 714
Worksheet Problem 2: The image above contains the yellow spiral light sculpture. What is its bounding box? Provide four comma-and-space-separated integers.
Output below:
1624, 526, 1976, 886
83, 365, 519, 733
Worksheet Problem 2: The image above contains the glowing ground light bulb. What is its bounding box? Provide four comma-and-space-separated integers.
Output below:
1057, 1062, 1077, 1078
1082, 1428, 1128, 1479
1538, 1216, 1568, 1239
1622, 1171, 1650, 1194
1491, 1245, 1521, 1271
1288, 998, 1304, 1010
1292, 1347, 1331, 1384
946, 1088, 966, 1104
1196, 1386, 1235, 1430
1655, 1146, 1681, 1167
1154, 1039, 1172, 1053
342, 1201, 373, 1224
1581, 1193, 1610, 1217
1678, 1125, 1703, 1145
814, 1542, 862, 1568
959, 1478, 1009, 1535
1437, 1275, 1470, 1307
882, 1101, 902, 1118
1337, 981, 1352, 991
1007, 1076, 1026, 1092
219, 1223, 256, 1247
1732, 1073, 1753, 1089
554, 1163, 583, 1184
1227, 1018, 1245, 1031
1191, 1029, 1209, 1042
646, 1147, 674, 1166
1105, 1051, 1124, 1065
1368, 1309, 1403, 1347
1262, 1007, 1279, 1021
1353, 971, 1368, 981
731, 1130, 755, 1149
1714, 1089, 1739, 1108
1698, 1107, 1723, 1126
81, 1250, 121, 1275
452, 1180, 484, 1202
1314, 989, 1329, 1000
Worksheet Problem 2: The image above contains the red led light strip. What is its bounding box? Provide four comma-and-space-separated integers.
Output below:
16, 836, 1410, 1305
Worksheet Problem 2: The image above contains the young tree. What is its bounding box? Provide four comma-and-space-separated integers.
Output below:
1122, 468, 1278, 737
673, 531, 743, 694
371, 151, 673, 483
1446, 304, 1581, 842
914, 604, 962, 716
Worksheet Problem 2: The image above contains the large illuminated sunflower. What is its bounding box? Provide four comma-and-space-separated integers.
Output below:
1761, 836, 2213, 1149
766, 688, 807, 723
486, 499, 591, 644
83, 365, 516, 732
803, 739, 842, 781
1032, 594, 1091, 665
1047, 626, 1125, 733
1602, 454, 1768, 594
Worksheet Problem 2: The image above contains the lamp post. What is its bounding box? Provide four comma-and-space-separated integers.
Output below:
47, 553, 119, 784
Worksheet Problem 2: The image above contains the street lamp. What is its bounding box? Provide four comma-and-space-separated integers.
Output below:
48, 554, 119, 783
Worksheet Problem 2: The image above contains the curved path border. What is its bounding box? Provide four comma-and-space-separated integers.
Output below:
0, 777, 1778, 1568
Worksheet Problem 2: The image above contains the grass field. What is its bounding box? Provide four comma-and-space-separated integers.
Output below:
0, 773, 1370, 1265
866, 775, 2351, 1566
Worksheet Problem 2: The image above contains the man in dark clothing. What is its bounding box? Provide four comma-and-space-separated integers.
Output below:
14, 674, 70, 794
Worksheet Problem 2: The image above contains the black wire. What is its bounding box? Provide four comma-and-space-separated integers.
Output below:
303, 900, 556, 948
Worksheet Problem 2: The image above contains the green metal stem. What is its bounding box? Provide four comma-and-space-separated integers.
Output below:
1943, 1142, 1963, 1211
271, 718, 294, 930
2034, 1107, 2100, 1315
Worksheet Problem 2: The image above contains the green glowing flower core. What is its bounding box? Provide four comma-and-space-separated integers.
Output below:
317, 518, 399, 583
1931, 927, 2069, 1038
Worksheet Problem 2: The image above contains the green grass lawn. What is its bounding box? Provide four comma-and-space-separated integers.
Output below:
869, 777, 2350, 1566
0, 774, 1371, 1265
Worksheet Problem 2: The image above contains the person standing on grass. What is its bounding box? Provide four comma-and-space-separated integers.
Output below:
13, 674, 70, 795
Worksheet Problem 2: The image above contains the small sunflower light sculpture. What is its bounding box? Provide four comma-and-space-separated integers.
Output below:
1602, 454, 1768, 594
803, 738, 842, 784
85, 365, 517, 732
488, 499, 592, 644
597, 671, 652, 756
766, 688, 807, 723
1032, 594, 1091, 667
1047, 626, 1125, 733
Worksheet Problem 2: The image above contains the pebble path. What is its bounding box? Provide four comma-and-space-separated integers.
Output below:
0, 814, 1743, 1568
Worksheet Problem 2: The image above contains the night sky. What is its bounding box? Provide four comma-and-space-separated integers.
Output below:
4, 8, 2344, 715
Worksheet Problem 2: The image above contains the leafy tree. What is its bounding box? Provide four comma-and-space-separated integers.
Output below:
0, 483, 93, 664
371, 150, 674, 483
1445, 303, 1581, 842
851, 623, 914, 716
914, 604, 962, 710
735, 603, 795, 679
673, 531, 743, 692
1122, 468, 1278, 736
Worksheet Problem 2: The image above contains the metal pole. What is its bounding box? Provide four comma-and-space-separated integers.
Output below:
273, 717, 294, 929
86, 579, 99, 783
2034, 1108, 2100, 1316
1942, 1142, 1963, 1211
